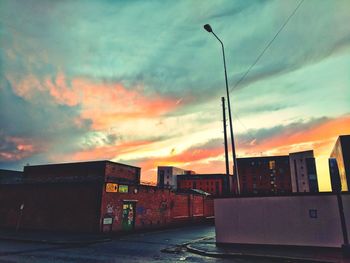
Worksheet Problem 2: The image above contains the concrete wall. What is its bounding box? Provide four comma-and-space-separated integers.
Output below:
215, 194, 347, 247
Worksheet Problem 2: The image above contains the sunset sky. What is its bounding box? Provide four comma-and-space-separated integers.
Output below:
1, 0, 349, 191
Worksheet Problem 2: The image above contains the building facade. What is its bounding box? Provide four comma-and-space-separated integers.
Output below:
289, 150, 318, 193
0, 161, 214, 233
329, 158, 341, 192
236, 156, 292, 194
330, 135, 350, 192
157, 166, 187, 189
177, 174, 230, 196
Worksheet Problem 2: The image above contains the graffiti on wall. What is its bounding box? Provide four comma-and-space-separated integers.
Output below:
136, 206, 145, 215
106, 204, 114, 214
159, 201, 168, 213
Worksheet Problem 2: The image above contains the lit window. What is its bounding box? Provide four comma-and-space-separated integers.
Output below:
269, 161, 276, 170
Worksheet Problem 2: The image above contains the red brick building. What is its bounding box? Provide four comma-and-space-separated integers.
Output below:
236, 156, 292, 194
0, 161, 213, 233
177, 174, 230, 196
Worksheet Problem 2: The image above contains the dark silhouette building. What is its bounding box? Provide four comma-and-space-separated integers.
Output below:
0, 161, 213, 233
329, 158, 341, 192
330, 135, 350, 192
236, 156, 292, 194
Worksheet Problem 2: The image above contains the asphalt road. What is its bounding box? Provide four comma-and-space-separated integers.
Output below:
0, 225, 271, 262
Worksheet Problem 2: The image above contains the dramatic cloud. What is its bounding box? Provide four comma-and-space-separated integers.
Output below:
1, 0, 350, 190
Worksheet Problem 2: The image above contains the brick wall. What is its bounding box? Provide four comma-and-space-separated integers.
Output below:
204, 198, 214, 217
105, 162, 140, 185
101, 185, 214, 233
0, 183, 101, 232
101, 185, 173, 232
0, 183, 214, 233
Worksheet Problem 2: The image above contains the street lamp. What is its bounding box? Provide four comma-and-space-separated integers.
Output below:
203, 24, 240, 195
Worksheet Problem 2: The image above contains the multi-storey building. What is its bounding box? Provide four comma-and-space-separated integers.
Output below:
330, 135, 350, 192
157, 166, 187, 190
329, 158, 341, 192
236, 156, 292, 194
177, 174, 230, 196
289, 150, 318, 193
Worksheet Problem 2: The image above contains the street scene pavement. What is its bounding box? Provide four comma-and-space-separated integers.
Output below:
0, 225, 275, 263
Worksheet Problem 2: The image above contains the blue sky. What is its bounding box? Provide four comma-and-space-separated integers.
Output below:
1, 0, 350, 189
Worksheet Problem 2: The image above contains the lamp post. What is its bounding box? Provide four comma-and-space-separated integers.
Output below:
204, 24, 240, 195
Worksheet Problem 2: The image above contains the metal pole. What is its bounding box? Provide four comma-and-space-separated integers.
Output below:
222, 97, 230, 193
212, 32, 240, 195
16, 203, 24, 232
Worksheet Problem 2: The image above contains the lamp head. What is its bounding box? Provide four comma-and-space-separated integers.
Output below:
203, 24, 213, 33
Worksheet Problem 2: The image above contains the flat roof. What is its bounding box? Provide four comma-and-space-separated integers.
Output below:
289, 150, 314, 155
237, 155, 289, 161
215, 191, 349, 199
178, 174, 229, 180
23, 160, 140, 170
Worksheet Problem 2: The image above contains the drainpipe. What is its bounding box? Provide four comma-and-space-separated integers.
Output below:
337, 193, 350, 256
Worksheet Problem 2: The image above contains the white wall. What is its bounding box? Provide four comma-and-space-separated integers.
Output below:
215, 195, 347, 247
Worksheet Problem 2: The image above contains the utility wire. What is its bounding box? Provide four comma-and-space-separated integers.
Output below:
230, 0, 304, 93
229, 0, 304, 141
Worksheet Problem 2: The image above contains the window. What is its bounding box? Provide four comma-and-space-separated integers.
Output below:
269, 160, 276, 170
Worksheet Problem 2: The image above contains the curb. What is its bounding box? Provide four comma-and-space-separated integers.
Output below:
186, 243, 335, 263
161, 236, 214, 254
0, 236, 112, 245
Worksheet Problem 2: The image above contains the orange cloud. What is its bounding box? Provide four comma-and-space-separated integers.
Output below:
0, 136, 39, 161
54, 140, 154, 163
47, 74, 179, 129
238, 115, 350, 191
248, 115, 350, 156
139, 116, 350, 187
137, 146, 225, 182
8, 73, 180, 130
